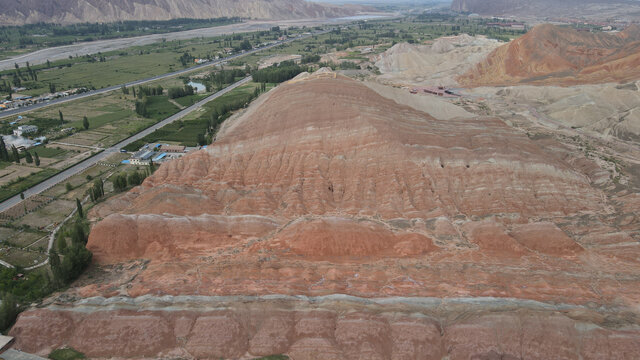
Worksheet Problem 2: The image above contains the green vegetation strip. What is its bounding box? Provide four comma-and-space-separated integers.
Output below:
124, 82, 273, 150
0, 168, 58, 202
49, 347, 87, 360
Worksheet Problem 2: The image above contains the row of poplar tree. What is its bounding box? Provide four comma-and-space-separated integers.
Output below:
0, 137, 41, 166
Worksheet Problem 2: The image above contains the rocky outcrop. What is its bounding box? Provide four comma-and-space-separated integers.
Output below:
459, 24, 640, 87
374, 35, 502, 87
10, 296, 640, 359
0, 0, 359, 26
10, 72, 640, 358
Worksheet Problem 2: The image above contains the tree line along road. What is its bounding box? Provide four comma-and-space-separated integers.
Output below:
0, 76, 253, 212
0, 29, 329, 211
0, 30, 328, 120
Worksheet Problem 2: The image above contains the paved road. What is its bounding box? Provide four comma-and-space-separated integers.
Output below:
0, 76, 252, 212
0, 349, 47, 360
0, 30, 326, 120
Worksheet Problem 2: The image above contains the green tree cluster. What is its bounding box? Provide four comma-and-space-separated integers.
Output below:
301, 54, 321, 64
112, 170, 148, 192
0, 293, 19, 332
50, 221, 92, 288
251, 61, 307, 83
11, 145, 20, 164
88, 179, 104, 202
112, 173, 128, 192
135, 98, 148, 117
200, 83, 268, 146
0, 137, 11, 162
136, 85, 163, 97
127, 171, 146, 186
205, 69, 246, 90
179, 52, 194, 66
167, 85, 195, 99
76, 198, 83, 218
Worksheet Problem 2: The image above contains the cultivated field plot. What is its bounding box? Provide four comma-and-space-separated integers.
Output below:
47, 150, 94, 170
17, 199, 75, 229
0, 164, 42, 186
43, 154, 124, 200
31, 146, 70, 168
0, 247, 46, 268
36, 53, 179, 90
56, 131, 109, 147
0, 229, 47, 248
31, 146, 67, 159
0, 195, 55, 221
0, 227, 13, 240
68, 107, 136, 131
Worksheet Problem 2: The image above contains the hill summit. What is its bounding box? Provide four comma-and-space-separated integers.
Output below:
10, 71, 640, 358
459, 24, 640, 86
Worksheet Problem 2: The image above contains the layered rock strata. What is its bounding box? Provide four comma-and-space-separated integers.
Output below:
10, 71, 640, 358
459, 24, 640, 87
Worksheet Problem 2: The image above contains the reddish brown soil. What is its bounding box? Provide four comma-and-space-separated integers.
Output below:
459, 24, 640, 87
11, 304, 640, 359
10, 73, 640, 358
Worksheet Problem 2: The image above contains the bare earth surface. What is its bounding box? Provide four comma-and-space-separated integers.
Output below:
466, 82, 640, 142
459, 24, 640, 87
374, 35, 501, 87
10, 70, 640, 358
362, 81, 474, 120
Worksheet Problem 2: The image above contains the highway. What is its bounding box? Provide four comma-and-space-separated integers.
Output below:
0, 76, 252, 212
0, 30, 326, 120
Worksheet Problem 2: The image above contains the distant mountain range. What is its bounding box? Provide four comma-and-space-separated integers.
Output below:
451, 0, 640, 19
0, 0, 360, 26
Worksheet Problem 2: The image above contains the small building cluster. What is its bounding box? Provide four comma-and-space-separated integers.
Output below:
124, 143, 201, 166
1, 123, 45, 152
0, 88, 87, 112
485, 22, 526, 30
13, 125, 38, 137
410, 86, 461, 98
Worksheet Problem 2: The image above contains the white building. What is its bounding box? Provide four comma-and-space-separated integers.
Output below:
129, 158, 150, 166
13, 125, 38, 137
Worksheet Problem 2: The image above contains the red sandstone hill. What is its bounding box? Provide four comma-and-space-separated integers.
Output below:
9, 72, 640, 358
459, 24, 640, 87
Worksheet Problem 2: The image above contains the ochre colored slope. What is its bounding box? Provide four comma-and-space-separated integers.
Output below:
459, 24, 640, 86
73, 73, 638, 306
10, 72, 640, 359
